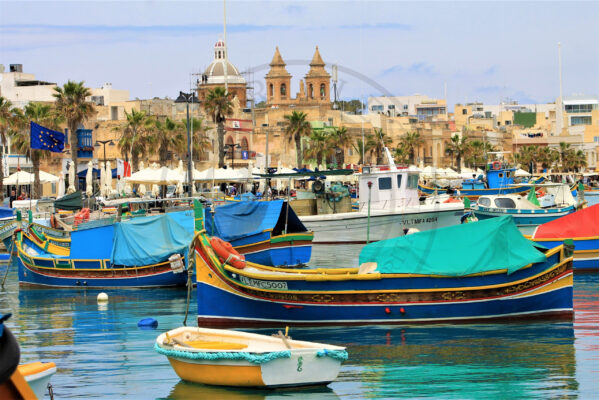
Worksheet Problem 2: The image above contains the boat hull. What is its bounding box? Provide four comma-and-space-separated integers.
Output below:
165, 353, 341, 388
231, 232, 313, 267
194, 238, 574, 326
300, 206, 463, 244
17, 256, 188, 288
530, 237, 599, 272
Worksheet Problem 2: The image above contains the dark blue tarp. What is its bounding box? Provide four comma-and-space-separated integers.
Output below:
205, 200, 307, 242
77, 168, 117, 178
0, 207, 14, 219
110, 211, 194, 266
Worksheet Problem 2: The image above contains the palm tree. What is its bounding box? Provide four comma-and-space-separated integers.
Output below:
399, 131, 424, 165
10, 103, 64, 198
536, 146, 559, 172
152, 117, 186, 166
514, 145, 538, 173
117, 109, 153, 171
393, 144, 410, 164
352, 135, 376, 165
0, 97, 22, 199
304, 130, 333, 168
330, 126, 352, 167
53, 81, 96, 190
558, 142, 572, 172
444, 134, 469, 172
283, 111, 312, 168
203, 87, 233, 168
373, 128, 393, 165
186, 117, 211, 162
467, 140, 495, 168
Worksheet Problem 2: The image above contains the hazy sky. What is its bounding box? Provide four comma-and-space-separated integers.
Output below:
1, 1, 598, 110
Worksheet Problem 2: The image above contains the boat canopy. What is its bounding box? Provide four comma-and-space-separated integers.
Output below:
55, 191, 83, 211
359, 216, 546, 276
205, 199, 307, 241
532, 203, 599, 239
110, 211, 194, 266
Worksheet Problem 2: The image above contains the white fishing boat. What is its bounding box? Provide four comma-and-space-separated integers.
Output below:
155, 327, 347, 388
299, 149, 464, 244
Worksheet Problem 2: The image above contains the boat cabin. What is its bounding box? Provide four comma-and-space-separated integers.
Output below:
358, 166, 420, 210
477, 184, 576, 210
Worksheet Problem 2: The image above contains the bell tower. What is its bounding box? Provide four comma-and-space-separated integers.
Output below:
265, 47, 292, 106
304, 46, 330, 104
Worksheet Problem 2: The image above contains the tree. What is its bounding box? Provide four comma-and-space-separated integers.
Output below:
373, 128, 393, 165
117, 109, 153, 171
53, 81, 96, 189
283, 111, 312, 168
152, 117, 186, 166
514, 145, 538, 173
203, 87, 233, 168
185, 117, 211, 162
10, 103, 64, 198
536, 146, 559, 172
393, 144, 410, 164
466, 140, 495, 168
399, 131, 424, 165
352, 135, 376, 165
329, 126, 352, 167
558, 142, 572, 172
0, 97, 23, 199
304, 130, 333, 168
444, 135, 469, 172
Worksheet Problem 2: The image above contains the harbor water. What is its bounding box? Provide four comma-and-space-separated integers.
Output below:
1, 245, 598, 399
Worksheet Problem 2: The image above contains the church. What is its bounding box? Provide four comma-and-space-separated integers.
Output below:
265, 46, 331, 108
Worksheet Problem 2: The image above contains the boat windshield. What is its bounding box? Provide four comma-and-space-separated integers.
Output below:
494, 198, 516, 209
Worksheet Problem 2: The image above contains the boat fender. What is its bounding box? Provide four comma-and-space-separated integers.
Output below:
50, 214, 58, 229
210, 237, 246, 269
138, 318, 158, 329
492, 161, 501, 170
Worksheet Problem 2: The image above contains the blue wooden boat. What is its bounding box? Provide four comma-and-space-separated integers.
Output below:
419, 162, 544, 200
529, 204, 599, 272
205, 200, 313, 267
471, 184, 581, 235
15, 211, 193, 288
193, 213, 573, 327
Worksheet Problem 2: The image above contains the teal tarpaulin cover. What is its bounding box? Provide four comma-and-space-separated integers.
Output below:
359, 216, 547, 276
204, 200, 307, 241
110, 211, 194, 266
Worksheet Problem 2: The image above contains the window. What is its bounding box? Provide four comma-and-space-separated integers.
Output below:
593, 136, 599, 143
320, 83, 326, 98
241, 137, 249, 152
565, 104, 596, 113
309, 84, 314, 98
280, 83, 286, 97
371, 105, 383, 112
407, 174, 419, 189
403, 104, 408, 110
478, 197, 491, 207
396, 174, 403, 189
462, 109, 468, 115
494, 198, 516, 208
571, 116, 592, 126
388, 105, 395, 110
378, 177, 392, 190
269, 84, 274, 98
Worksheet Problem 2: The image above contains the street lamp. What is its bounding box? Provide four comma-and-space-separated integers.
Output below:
224, 143, 241, 169
94, 140, 115, 164
175, 91, 199, 197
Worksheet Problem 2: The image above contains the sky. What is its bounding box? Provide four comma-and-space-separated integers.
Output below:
1, 1, 598, 110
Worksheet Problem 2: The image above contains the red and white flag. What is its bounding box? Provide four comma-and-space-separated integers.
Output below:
117, 159, 131, 179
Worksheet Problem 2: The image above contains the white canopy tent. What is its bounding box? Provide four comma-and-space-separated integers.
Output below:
125, 163, 184, 185
3, 170, 59, 186
515, 168, 532, 177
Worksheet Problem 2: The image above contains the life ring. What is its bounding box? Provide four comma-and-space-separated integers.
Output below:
210, 237, 246, 269
536, 189, 546, 197
492, 161, 501, 170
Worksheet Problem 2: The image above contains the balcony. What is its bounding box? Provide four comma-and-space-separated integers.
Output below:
77, 129, 93, 159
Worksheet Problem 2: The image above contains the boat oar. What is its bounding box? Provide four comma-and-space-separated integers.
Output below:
276, 330, 292, 349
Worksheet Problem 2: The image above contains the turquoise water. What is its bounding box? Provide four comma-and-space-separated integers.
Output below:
1, 251, 599, 399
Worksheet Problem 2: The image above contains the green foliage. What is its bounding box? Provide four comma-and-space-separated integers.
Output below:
399, 131, 424, 165
203, 87, 233, 168
283, 111, 312, 168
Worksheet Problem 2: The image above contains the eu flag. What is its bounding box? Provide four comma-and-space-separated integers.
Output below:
30, 121, 65, 153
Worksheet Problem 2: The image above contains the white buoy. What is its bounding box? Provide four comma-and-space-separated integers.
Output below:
97, 292, 109, 303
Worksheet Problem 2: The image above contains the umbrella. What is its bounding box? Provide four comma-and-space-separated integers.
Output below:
58, 172, 65, 197
85, 161, 93, 196
99, 162, 105, 197
67, 161, 76, 194
105, 161, 113, 197
176, 181, 183, 196
124, 182, 132, 196
151, 184, 160, 197
138, 184, 146, 197
515, 168, 532, 177
37, 171, 59, 183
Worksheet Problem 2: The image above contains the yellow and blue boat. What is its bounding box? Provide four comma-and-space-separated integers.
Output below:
192, 209, 573, 326
155, 326, 347, 388
16, 211, 194, 288
205, 200, 313, 267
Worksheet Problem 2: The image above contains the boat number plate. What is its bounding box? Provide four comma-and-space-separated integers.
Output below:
239, 276, 288, 290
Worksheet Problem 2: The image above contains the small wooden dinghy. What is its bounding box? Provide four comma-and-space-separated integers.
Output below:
155, 327, 347, 388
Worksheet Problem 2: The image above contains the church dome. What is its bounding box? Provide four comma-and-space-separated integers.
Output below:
202, 40, 246, 85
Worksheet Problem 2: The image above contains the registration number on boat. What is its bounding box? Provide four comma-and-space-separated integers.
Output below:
239, 276, 288, 290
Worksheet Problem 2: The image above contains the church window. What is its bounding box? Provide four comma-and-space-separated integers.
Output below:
280, 83, 286, 97
226, 136, 234, 145
309, 84, 314, 99
320, 84, 326, 98
241, 137, 249, 152
269, 84, 274, 98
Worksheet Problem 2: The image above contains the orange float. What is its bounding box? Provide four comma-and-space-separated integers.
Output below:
210, 237, 246, 269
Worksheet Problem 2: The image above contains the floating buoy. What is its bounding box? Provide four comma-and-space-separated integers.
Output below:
138, 318, 158, 329
97, 292, 109, 303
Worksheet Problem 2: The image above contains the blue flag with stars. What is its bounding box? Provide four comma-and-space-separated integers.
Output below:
30, 121, 65, 153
